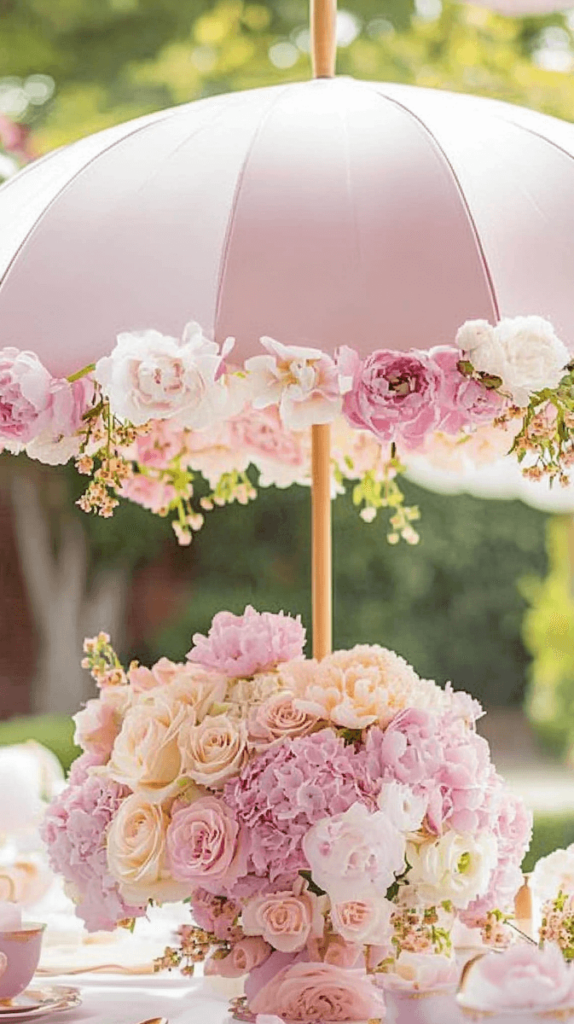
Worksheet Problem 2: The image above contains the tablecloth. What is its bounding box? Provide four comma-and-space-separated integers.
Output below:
37, 974, 235, 1024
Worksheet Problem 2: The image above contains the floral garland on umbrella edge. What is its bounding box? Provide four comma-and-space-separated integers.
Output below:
1, 315, 572, 544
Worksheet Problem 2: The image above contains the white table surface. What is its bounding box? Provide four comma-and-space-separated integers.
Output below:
38, 975, 235, 1024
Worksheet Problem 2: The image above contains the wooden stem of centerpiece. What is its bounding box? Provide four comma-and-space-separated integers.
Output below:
312, 424, 332, 660
310, 0, 337, 78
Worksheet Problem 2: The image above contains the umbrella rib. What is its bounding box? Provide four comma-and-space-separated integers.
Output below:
0, 105, 184, 300
362, 81, 501, 326
213, 85, 295, 341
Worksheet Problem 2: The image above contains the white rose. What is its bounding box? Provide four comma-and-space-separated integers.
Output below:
331, 896, 394, 947
107, 688, 196, 799
245, 337, 342, 431
406, 831, 498, 910
95, 322, 230, 428
377, 781, 427, 834
531, 847, 574, 905
457, 315, 569, 407
182, 714, 247, 788
106, 792, 190, 904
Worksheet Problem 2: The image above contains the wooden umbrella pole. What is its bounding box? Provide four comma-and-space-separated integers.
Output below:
310, 0, 337, 78
312, 424, 332, 659
309, 0, 335, 659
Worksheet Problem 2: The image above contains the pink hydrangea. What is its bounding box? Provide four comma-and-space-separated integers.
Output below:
188, 605, 306, 679
224, 729, 377, 883
365, 709, 494, 834
41, 776, 145, 932
431, 346, 505, 434
339, 346, 441, 449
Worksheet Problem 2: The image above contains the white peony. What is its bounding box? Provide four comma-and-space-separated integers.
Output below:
245, 337, 342, 430
530, 847, 574, 905
406, 831, 498, 909
457, 315, 570, 407
95, 322, 232, 428
377, 781, 427, 834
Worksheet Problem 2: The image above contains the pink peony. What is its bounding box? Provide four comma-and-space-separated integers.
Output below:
41, 776, 145, 932
460, 943, 574, 1011
228, 405, 308, 489
302, 803, 406, 903
339, 346, 441, 449
133, 420, 185, 468
224, 729, 376, 883
383, 951, 459, 992
166, 796, 248, 894
431, 346, 505, 435
120, 474, 176, 513
0, 348, 52, 443
188, 605, 306, 679
204, 936, 272, 978
249, 961, 385, 1022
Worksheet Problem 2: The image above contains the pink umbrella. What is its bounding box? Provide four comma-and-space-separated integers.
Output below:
2, 0, 574, 655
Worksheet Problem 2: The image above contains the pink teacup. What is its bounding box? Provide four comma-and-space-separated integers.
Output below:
0, 923, 45, 1001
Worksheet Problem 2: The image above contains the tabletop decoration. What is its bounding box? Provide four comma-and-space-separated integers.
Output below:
457, 943, 574, 1022
530, 847, 574, 959
41, 606, 531, 1023
1, 314, 571, 547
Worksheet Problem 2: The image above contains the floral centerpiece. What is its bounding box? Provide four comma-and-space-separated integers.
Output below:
1, 313, 572, 545
42, 607, 532, 1022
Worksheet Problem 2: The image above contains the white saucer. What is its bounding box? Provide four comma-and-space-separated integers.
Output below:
0, 986, 81, 1020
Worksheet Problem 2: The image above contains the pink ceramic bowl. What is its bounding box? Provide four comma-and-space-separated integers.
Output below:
0, 923, 45, 1001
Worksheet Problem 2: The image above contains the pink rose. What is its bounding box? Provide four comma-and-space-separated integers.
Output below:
321, 936, 363, 969
460, 944, 574, 1012
331, 897, 394, 948
302, 803, 406, 903
166, 796, 248, 893
0, 348, 52, 443
243, 886, 325, 953
248, 693, 318, 752
249, 961, 385, 1022
339, 346, 441, 450
190, 889, 241, 941
188, 605, 306, 679
73, 690, 126, 760
204, 936, 272, 978
229, 407, 306, 483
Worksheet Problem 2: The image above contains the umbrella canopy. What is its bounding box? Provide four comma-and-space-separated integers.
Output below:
3, 79, 574, 375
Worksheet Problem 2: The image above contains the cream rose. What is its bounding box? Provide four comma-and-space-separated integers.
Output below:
407, 831, 498, 910
182, 714, 247, 788
106, 793, 190, 904
107, 689, 196, 799
247, 692, 318, 752
242, 884, 325, 953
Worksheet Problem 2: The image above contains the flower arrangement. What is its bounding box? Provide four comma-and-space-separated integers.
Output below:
1, 314, 571, 545
42, 607, 532, 1023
